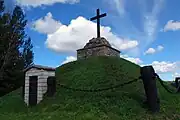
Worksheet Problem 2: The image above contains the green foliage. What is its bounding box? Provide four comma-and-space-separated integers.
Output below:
21, 37, 34, 69
0, 0, 4, 13
0, 56, 179, 120
0, 2, 34, 95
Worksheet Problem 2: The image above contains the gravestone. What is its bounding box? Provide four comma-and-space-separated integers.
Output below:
140, 66, 160, 113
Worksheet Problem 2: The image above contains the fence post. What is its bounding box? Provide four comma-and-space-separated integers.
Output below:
140, 66, 160, 113
47, 76, 56, 97
175, 77, 180, 89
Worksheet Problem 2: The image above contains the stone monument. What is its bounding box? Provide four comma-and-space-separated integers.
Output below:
77, 9, 120, 60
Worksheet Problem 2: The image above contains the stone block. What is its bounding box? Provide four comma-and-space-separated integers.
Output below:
77, 37, 120, 60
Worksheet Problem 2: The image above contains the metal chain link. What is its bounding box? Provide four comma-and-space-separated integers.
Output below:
56, 72, 180, 94
154, 73, 180, 94
57, 77, 140, 92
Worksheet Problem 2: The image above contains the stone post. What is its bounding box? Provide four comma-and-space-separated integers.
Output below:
140, 66, 160, 113
47, 76, 56, 97
175, 77, 180, 88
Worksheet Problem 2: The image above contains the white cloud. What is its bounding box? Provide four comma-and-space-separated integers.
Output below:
141, 62, 180, 81
118, 40, 138, 50
105, 0, 125, 16
144, 48, 156, 55
107, 0, 165, 55
16, 0, 79, 7
121, 54, 143, 65
141, 60, 180, 81
113, 0, 125, 16
61, 56, 77, 65
163, 20, 180, 32
42, 15, 138, 53
151, 61, 180, 74
105, 0, 165, 55
144, 45, 164, 55
32, 12, 62, 34
143, 0, 165, 43
144, 15, 158, 41
172, 72, 180, 78
157, 45, 164, 51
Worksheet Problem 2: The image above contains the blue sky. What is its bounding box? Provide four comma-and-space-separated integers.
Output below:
4, 0, 180, 81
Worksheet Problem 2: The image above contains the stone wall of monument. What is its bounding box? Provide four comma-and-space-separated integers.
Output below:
106, 46, 120, 56
77, 45, 120, 60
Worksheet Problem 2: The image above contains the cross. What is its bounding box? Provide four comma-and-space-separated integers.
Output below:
90, 9, 107, 38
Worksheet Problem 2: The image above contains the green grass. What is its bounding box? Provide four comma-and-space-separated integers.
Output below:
0, 56, 180, 120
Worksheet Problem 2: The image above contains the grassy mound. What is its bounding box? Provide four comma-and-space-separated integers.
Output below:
0, 56, 180, 120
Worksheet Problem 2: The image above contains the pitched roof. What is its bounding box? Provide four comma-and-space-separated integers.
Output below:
77, 37, 120, 53
84, 37, 111, 49
24, 64, 56, 72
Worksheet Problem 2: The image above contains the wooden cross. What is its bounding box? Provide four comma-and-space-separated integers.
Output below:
90, 9, 107, 38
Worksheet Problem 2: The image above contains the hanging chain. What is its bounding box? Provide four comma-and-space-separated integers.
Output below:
56, 73, 180, 94
58, 77, 141, 92
154, 73, 180, 94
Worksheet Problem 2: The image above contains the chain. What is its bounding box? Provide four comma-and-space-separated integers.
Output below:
154, 73, 180, 94
56, 72, 180, 94
57, 77, 140, 92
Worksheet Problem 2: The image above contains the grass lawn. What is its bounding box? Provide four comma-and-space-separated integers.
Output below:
0, 56, 180, 120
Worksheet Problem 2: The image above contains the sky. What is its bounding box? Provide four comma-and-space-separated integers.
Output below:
4, 0, 180, 81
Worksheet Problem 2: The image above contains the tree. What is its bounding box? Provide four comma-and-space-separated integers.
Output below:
0, 0, 4, 13
0, 1, 34, 95
0, 1, 12, 88
21, 37, 34, 69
